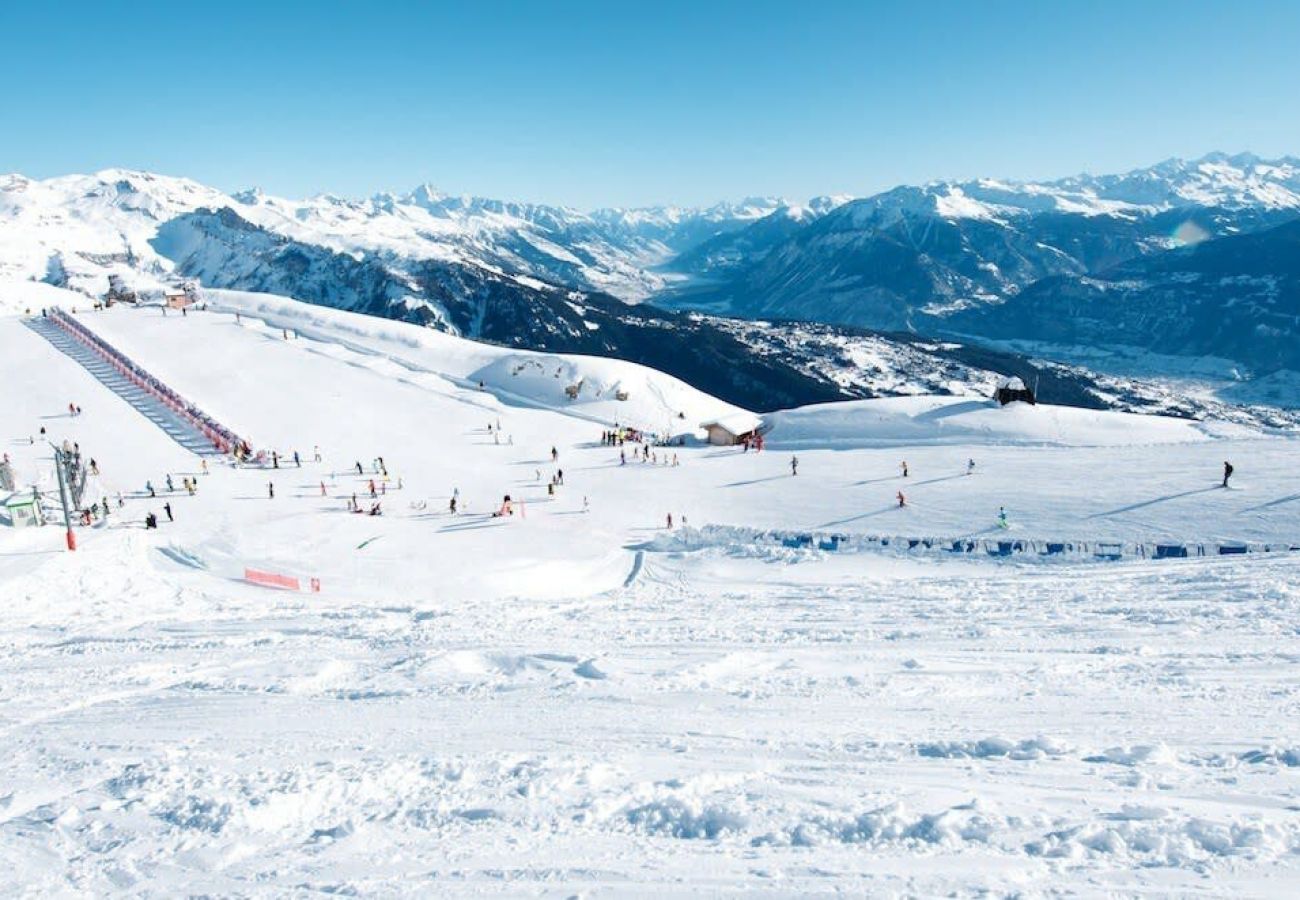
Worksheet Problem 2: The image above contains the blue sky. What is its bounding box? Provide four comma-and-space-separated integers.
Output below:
5, 1, 1299, 208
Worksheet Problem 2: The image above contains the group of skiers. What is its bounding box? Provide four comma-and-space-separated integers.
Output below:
620, 445, 680, 467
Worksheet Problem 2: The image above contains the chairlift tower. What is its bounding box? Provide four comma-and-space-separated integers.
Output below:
50, 443, 77, 551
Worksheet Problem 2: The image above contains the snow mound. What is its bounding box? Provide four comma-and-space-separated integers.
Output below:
1083, 743, 1180, 767
1025, 814, 1300, 868
917, 736, 1070, 760
760, 801, 1001, 849
767, 396, 1209, 449
206, 289, 748, 436
0, 279, 86, 317
623, 797, 747, 839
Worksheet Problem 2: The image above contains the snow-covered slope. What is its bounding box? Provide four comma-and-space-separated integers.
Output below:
195, 289, 750, 438
768, 395, 1215, 449
3, 300, 1300, 895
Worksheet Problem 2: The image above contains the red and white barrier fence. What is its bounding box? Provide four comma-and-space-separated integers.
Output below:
244, 568, 322, 593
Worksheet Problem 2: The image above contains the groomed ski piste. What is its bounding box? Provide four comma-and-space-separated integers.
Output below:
2, 289, 1299, 897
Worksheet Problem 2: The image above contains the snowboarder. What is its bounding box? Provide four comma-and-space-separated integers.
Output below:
268, 481, 275, 500
967, 458, 975, 476
1222, 461, 1234, 488
145, 512, 157, 530
293, 451, 301, 468
791, 456, 799, 476
163, 502, 173, 522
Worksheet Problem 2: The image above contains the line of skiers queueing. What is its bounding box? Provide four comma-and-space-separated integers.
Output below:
619, 445, 680, 466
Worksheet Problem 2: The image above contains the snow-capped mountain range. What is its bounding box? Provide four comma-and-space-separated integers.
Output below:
0, 169, 799, 307
665, 153, 1300, 326
2, 152, 1298, 409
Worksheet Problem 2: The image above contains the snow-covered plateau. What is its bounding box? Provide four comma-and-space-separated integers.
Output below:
1, 293, 1298, 896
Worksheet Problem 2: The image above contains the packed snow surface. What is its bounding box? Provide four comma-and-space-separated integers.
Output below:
2, 297, 1298, 896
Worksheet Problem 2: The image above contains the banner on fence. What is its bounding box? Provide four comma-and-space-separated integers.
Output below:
244, 568, 301, 591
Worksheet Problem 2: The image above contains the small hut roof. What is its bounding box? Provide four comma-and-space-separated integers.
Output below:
701, 412, 763, 436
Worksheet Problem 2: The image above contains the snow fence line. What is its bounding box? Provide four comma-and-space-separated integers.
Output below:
46, 309, 251, 456
653, 525, 1300, 563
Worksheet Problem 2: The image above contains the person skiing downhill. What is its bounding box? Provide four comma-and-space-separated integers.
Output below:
967, 458, 975, 476
163, 502, 173, 522
551, 446, 559, 463
791, 456, 799, 476
997, 506, 1009, 529
268, 481, 275, 500
901, 460, 909, 478
666, 512, 673, 529
1223, 461, 1234, 488
897, 490, 906, 508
